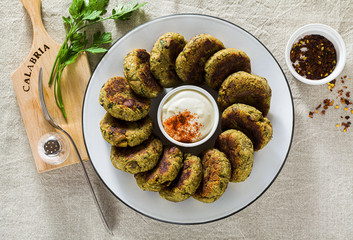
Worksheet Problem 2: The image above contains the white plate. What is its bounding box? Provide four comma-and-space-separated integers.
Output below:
82, 14, 294, 224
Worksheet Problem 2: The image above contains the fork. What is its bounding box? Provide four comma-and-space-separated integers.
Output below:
38, 67, 113, 235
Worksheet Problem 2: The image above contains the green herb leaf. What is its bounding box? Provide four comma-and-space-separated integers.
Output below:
69, 0, 84, 18
85, 46, 108, 54
63, 52, 80, 65
84, 0, 109, 14
93, 31, 112, 45
70, 32, 88, 52
82, 10, 103, 21
111, 1, 147, 21
62, 16, 73, 26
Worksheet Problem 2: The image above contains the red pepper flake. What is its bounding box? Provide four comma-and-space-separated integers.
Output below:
323, 99, 330, 104
328, 79, 336, 91
342, 121, 351, 132
290, 34, 337, 80
309, 75, 353, 132
337, 89, 344, 98
163, 109, 202, 143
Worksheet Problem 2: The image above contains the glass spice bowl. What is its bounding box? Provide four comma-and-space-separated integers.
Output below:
285, 23, 346, 85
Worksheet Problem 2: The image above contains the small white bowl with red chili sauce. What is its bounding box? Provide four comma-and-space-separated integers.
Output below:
285, 23, 346, 85
157, 85, 219, 147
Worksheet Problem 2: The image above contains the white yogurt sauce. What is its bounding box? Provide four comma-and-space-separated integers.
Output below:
161, 89, 215, 142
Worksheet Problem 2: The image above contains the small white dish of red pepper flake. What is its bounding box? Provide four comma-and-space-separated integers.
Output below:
285, 23, 346, 85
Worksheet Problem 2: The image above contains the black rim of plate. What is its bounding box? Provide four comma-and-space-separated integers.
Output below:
81, 13, 295, 225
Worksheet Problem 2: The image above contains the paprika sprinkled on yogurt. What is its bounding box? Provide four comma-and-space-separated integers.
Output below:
163, 109, 202, 143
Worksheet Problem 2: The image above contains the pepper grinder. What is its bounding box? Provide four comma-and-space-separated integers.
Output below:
37, 132, 70, 165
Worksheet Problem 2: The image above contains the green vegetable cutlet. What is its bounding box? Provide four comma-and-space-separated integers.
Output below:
205, 48, 251, 89
216, 129, 254, 183
99, 76, 151, 121
110, 136, 163, 174
218, 71, 272, 116
193, 148, 231, 203
135, 146, 183, 192
100, 113, 153, 147
159, 153, 202, 202
175, 34, 225, 84
221, 103, 273, 151
124, 49, 163, 98
150, 32, 187, 87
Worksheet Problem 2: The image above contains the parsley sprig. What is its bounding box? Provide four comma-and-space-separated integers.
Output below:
49, 0, 146, 118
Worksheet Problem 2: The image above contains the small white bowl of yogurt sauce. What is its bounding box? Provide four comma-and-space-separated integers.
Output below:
157, 85, 219, 147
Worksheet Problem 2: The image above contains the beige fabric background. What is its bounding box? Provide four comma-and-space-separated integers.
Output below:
1, 0, 353, 239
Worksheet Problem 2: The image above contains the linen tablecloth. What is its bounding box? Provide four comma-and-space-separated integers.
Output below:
1, 0, 352, 239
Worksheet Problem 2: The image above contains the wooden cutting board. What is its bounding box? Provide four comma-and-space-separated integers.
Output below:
11, 0, 91, 172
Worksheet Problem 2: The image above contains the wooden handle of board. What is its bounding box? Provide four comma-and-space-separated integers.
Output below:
20, 0, 46, 35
